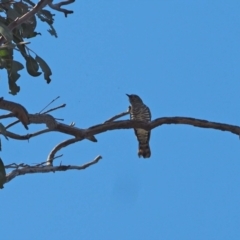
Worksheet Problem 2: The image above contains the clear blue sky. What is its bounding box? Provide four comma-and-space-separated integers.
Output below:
1, 1, 240, 239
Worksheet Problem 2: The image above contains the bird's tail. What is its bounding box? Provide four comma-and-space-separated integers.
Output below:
138, 143, 151, 158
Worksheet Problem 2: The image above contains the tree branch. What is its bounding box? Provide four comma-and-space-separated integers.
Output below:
86, 117, 240, 137
48, 0, 74, 17
5, 155, 102, 184
47, 137, 85, 165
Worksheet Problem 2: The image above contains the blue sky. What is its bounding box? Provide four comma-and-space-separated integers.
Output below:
1, 1, 240, 239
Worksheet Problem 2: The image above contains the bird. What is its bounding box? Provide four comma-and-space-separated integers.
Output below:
126, 94, 151, 158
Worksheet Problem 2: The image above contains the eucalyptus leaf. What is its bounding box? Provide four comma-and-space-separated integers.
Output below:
35, 55, 52, 83
22, 16, 37, 38
13, 2, 29, 15
7, 7, 21, 21
0, 49, 9, 57
26, 55, 42, 77
8, 60, 23, 95
0, 158, 6, 189
12, 60, 24, 71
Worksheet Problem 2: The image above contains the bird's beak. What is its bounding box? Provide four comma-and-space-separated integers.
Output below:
126, 94, 130, 97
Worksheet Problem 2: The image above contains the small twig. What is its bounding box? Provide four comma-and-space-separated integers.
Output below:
39, 96, 60, 114
48, 0, 74, 17
42, 104, 66, 114
5, 119, 20, 129
104, 107, 130, 123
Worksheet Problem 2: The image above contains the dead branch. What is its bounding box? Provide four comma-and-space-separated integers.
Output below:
6, 129, 51, 140
86, 117, 240, 137
47, 137, 85, 165
5, 155, 102, 184
48, 0, 74, 17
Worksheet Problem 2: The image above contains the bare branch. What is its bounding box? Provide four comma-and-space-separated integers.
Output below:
48, 0, 74, 17
47, 137, 85, 165
5, 155, 102, 183
1, 104, 66, 129
104, 107, 130, 123
6, 129, 51, 140
86, 117, 240, 137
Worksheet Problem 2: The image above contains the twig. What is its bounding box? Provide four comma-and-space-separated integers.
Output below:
5, 120, 20, 129
104, 107, 130, 123
5, 155, 102, 183
42, 104, 66, 114
48, 0, 74, 17
39, 96, 60, 114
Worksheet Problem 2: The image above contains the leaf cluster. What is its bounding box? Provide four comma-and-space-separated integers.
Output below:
0, 0, 55, 95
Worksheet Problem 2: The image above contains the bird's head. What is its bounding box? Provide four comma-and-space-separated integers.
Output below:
126, 94, 143, 104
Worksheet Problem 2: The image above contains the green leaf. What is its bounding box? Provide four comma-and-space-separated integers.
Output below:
0, 47, 13, 70
0, 123, 8, 140
0, 48, 9, 57
13, 2, 29, 15
12, 60, 24, 71
0, 22, 13, 41
7, 7, 21, 21
26, 55, 42, 77
8, 61, 23, 95
21, 16, 37, 38
0, 158, 6, 189
35, 55, 52, 83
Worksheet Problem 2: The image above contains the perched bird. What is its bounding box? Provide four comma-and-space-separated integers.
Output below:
126, 94, 151, 158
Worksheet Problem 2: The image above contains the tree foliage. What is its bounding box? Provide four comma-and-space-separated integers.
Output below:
0, 0, 74, 95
